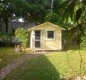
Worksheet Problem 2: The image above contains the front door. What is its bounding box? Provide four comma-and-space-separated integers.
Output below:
35, 30, 41, 48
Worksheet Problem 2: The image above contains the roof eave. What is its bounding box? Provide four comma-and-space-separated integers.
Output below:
28, 22, 65, 30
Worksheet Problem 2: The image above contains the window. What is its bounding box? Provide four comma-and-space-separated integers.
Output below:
47, 31, 55, 39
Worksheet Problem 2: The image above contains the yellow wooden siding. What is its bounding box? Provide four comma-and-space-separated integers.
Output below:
31, 23, 62, 50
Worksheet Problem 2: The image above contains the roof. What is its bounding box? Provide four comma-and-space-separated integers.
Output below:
28, 22, 65, 30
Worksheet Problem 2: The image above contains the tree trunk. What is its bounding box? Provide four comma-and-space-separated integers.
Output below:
4, 14, 9, 33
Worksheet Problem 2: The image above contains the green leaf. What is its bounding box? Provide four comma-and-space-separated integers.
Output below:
76, 8, 82, 21
62, 0, 77, 22
69, 2, 75, 20
62, 6, 70, 22
59, 0, 70, 10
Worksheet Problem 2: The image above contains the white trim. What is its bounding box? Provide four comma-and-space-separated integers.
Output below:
30, 30, 35, 49
30, 31, 32, 49
46, 30, 55, 40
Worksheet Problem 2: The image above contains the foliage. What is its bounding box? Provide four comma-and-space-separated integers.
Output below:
25, 0, 50, 24
61, 0, 86, 78
45, 12, 60, 24
0, 33, 13, 44
0, 0, 30, 33
0, 0, 66, 32
15, 28, 29, 47
61, 0, 86, 45
45, 12, 57, 22
0, 0, 13, 33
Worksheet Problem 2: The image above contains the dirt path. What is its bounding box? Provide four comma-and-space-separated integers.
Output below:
0, 52, 43, 80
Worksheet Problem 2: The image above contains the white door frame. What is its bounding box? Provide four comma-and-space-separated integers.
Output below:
30, 30, 35, 49
34, 30, 42, 48
30, 30, 42, 49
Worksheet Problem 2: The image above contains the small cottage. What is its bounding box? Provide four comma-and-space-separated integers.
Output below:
28, 22, 64, 51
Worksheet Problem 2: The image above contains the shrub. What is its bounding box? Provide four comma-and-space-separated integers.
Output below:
0, 33, 13, 46
15, 28, 30, 48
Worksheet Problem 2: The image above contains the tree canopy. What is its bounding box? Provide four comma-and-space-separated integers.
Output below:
0, 0, 70, 33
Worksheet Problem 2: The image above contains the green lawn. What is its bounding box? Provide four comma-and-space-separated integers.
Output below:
0, 47, 26, 68
3, 50, 86, 80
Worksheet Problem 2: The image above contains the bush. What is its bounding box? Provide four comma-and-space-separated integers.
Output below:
0, 33, 14, 46
15, 28, 30, 48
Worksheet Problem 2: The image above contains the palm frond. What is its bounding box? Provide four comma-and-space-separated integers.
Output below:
61, 0, 78, 21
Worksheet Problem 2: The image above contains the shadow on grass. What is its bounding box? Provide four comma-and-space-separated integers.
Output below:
4, 53, 61, 80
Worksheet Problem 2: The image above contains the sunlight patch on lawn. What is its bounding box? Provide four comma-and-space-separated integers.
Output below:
44, 50, 86, 77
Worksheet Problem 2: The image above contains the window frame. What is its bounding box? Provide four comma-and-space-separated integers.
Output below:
46, 30, 55, 40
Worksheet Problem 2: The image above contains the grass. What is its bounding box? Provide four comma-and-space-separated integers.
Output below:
46, 51, 86, 77
3, 50, 86, 80
0, 47, 26, 68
